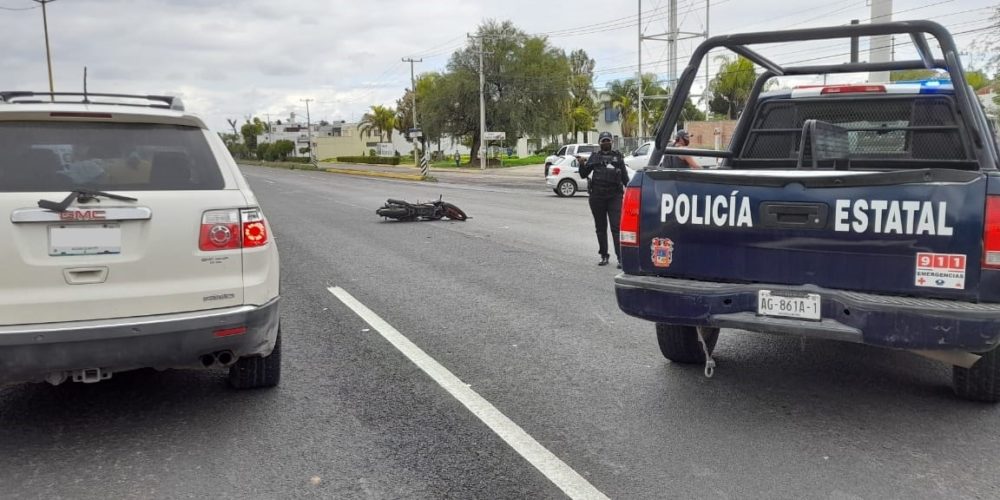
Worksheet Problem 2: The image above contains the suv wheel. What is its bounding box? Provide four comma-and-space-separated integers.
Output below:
953, 347, 1000, 402
655, 324, 719, 364
556, 179, 577, 197
228, 328, 282, 389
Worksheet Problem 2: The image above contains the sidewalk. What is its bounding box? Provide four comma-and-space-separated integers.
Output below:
318, 161, 544, 185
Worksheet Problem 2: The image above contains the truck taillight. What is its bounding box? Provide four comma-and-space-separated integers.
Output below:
199, 208, 269, 251
620, 186, 641, 246
984, 197, 1000, 268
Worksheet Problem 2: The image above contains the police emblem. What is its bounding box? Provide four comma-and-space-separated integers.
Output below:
651, 238, 674, 268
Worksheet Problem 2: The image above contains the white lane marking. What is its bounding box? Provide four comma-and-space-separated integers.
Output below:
327, 286, 609, 500
262, 179, 276, 184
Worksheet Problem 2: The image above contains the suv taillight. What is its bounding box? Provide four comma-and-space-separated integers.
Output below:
984, 196, 1000, 268
199, 208, 269, 251
620, 186, 641, 246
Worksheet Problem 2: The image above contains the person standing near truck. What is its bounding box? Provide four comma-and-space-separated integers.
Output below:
660, 130, 701, 169
580, 131, 630, 268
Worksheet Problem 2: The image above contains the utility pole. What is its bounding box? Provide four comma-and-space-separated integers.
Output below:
869, 0, 893, 83
33, 0, 56, 98
638, 0, 707, 138
637, 0, 643, 139
468, 33, 488, 170
704, 0, 710, 117
402, 57, 423, 167
300, 98, 315, 165
265, 112, 272, 143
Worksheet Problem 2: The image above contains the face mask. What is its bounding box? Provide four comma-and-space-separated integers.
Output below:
600, 142, 612, 151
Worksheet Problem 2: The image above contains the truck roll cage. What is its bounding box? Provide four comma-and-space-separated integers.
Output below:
650, 20, 999, 171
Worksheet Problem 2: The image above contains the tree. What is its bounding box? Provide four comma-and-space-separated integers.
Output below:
358, 105, 396, 143
240, 117, 266, 152
890, 69, 939, 82
605, 79, 638, 137
445, 20, 572, 161
271, 140, 295, 161
966, 70, 990, 91
708, 56, 758, 119
568, 49, 598, 142
256, 142, 271, 161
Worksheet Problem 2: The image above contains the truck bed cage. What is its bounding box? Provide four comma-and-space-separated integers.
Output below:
650, 20, 998, 171
0, 91, 185, 111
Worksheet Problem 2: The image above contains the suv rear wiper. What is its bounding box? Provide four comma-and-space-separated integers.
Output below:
38, 189, 138, 212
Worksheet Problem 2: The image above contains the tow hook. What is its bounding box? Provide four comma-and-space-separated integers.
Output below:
697, 327, 716, 378
72, 368, 111, 384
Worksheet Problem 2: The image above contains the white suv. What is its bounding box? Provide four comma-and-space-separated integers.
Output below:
0, 91, 281, 389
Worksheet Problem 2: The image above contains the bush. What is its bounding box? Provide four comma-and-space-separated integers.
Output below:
534, 143, 561, 155
336, 156, 401, 165
281, 157, 313, 164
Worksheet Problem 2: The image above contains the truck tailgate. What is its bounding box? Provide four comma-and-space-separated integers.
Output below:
635, 168, 986, 300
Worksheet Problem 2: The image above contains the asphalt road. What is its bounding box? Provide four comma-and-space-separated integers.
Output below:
2, 166, 999, 499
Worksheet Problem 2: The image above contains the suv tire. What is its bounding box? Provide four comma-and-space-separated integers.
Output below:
953, 347, 1000, 403
656, 324, 719, 364
229, 329, 282, 389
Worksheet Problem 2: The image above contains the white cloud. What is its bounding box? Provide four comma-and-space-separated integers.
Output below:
0, 0, 990, 131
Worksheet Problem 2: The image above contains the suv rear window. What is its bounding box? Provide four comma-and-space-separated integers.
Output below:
738, 95, 971, 169
0, 122, 224, 192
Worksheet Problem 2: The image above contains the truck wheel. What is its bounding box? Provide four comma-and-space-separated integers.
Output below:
229, 330, 282, 389
655, 324, 719, 364
953, 347, 1000, 403
556, 179, 577, 197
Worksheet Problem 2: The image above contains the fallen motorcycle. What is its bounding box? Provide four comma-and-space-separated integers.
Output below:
376, 196, 468, 221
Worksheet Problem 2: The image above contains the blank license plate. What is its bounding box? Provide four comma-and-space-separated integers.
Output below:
758, 290, 821, 321
49, 224, 122, 256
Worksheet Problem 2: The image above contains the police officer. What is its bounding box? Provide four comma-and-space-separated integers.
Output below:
579, 131, 630, 268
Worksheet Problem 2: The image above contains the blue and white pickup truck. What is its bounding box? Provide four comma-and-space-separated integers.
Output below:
616, 21, 1000, 402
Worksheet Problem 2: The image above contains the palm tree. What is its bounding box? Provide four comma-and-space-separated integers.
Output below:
605, 79, 639, 137
357, 105, 397, 143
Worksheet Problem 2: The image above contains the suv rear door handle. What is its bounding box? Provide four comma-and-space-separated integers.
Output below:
63, 267, 109, 285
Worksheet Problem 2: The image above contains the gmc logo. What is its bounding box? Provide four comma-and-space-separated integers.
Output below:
60, 210, 107, 221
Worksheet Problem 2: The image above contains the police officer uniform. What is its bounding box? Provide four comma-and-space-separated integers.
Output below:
579, 132, 630, 267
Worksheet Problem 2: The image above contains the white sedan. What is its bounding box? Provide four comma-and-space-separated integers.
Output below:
545, 155, 635, 197
625, 141, 719, 169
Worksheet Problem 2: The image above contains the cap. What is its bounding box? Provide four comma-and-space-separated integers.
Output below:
675, 130, 690, 140
598, 132, 613, 142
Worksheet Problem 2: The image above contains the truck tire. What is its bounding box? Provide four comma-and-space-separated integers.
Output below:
229, 330, 282, 389
655, 324, 719, 364
952, 347, 1000, 403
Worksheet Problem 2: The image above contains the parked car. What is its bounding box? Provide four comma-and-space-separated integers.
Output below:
0, 91, 281, 389
546, 155, 635, 197
544, 143, 598, 176
625, 141, 719, 170
616, 21, 1000, 402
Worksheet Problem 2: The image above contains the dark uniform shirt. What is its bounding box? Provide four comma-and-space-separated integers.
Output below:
579, 149, 629, 196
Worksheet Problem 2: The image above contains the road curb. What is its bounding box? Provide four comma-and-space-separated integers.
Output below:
324, 168, 426, 182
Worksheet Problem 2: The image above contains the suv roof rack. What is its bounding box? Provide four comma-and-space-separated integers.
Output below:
0, 91, 185, 111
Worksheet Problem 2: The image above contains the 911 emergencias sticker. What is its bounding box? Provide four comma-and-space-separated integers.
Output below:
915, 252, 966, 289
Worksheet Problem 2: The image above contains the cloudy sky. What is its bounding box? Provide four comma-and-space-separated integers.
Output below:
0, 0, 994, 132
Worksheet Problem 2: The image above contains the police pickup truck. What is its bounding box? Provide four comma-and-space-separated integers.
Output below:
616, 21, 1000, 402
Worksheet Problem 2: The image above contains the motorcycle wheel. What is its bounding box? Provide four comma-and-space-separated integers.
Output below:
377, 207, 411, 220
442, 202, 468, 221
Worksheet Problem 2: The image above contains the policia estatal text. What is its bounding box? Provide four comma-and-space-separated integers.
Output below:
579, 132, 630, 268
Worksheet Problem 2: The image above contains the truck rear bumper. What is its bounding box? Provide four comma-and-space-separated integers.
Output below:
615, 274, 1000, 351
0, 298, 280, 384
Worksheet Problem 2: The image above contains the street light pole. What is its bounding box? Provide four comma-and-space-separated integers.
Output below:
402, 57, 422, 167
34, 0, 56, 98
300, 98, 315, 165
